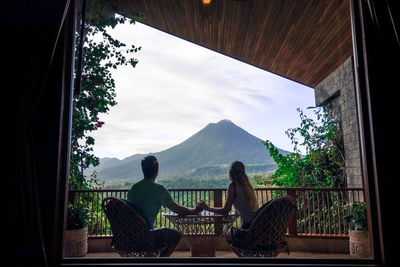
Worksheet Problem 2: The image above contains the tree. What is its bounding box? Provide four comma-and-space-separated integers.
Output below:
70, 7, 141, 189
264, 107, 346, 188
251, 174, 271, 188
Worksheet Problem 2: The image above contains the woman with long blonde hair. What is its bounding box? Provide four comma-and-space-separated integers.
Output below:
200, 161, 259, 229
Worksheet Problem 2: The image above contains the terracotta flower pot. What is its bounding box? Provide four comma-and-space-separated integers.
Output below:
349, 230, 370, 257
64, 227, 88, 257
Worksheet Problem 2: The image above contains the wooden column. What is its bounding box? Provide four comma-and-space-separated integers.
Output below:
214, 190, 223, 235
214, 190, 223, 207
287, 189, 298, 236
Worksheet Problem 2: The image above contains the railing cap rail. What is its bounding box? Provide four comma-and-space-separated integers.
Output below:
69, 187, 364, 193
272, 187, 364, 191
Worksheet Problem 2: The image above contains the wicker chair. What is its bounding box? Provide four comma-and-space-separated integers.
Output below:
102, 197, 164, 257
228, 196, 297, 257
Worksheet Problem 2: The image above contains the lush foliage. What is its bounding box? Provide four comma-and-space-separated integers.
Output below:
264, 107, 346, 188
251, 174, 273, 188
67, 204, 91, 230
70, 8, 140, 189
345, 201, 367, 231
103, 170, 275, 189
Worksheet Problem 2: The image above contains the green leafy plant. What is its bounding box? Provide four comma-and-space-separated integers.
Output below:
345, 201, 367, 231
70, 5, 142, 189
67, 204, 91, 230
264, 106, 346, 188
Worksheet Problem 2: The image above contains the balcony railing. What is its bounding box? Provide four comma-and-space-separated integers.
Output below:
68, 187, 364, 238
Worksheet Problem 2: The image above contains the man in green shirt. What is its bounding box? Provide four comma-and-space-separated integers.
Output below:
127, 155, 203, 257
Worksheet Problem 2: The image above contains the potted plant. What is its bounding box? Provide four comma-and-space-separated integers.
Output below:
345, 201, 370, 257
64, 204, 91, 257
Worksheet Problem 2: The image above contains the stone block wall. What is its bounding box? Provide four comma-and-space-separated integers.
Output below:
314, 57, 363, 188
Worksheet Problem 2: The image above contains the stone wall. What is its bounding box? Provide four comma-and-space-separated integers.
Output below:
314, 57, 363, 188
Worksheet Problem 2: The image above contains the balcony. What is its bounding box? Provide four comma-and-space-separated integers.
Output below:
68, 187, 363, 258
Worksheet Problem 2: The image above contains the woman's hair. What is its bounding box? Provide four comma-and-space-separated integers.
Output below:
228, 161, 259, 211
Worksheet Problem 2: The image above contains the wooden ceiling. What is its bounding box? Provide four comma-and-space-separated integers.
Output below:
113, 0, 353, 88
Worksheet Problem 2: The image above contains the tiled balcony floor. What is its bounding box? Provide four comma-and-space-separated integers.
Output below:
86, 250, 352, 258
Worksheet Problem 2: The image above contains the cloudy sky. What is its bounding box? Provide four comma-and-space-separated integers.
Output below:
91, 20, 316, 160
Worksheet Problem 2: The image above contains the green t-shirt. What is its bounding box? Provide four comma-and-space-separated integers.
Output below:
126, 179, 174, 228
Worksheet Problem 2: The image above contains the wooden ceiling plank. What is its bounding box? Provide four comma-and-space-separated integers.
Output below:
112, 0, 352, 88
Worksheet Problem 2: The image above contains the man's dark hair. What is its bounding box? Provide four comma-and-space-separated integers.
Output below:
141, 155, 158, 178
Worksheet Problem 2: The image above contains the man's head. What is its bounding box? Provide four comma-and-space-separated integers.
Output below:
141, 155, 159, 179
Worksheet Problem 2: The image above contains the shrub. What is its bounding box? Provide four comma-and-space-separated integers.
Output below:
264, 107, 346, 188
345, 201, 367, 231
67, 204, 91, 230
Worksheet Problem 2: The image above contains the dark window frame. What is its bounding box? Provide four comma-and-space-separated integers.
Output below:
53, 0, 398, 266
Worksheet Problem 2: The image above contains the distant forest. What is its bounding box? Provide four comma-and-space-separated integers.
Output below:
104, 171, 274, 190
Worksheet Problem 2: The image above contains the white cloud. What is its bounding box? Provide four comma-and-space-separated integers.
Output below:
90, 21, 316, 159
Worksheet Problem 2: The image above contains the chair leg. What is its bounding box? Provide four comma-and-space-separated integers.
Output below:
229, 245, 243, 257
159, 244, 178, 257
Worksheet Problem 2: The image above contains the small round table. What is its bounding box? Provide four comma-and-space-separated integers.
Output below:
162, 210, 237, 257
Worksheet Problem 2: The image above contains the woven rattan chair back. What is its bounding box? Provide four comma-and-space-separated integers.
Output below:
230, 196, 297, 257
102, 197, 159, 257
